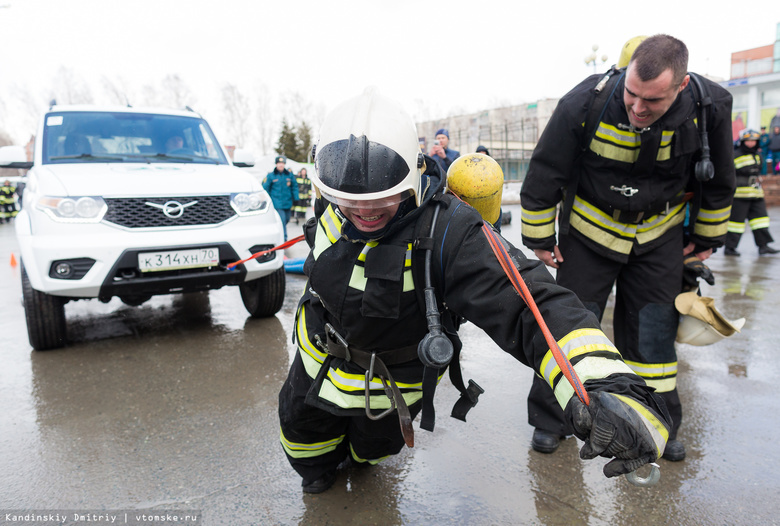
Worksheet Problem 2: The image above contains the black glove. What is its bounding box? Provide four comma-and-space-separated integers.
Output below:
682, 255, 715, 292
564, 376, 671, 478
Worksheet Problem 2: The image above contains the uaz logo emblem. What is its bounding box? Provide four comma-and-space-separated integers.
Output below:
144, 200, 198, 219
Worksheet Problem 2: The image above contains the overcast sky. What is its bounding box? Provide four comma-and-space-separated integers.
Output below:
1, 0, 780, 149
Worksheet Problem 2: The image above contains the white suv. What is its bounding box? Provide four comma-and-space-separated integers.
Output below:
0, 105, 286, 351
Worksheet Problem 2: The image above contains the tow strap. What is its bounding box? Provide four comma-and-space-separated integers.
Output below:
480, 222, 590, 405
481, 221, 660, 487
226, 235, 305, 270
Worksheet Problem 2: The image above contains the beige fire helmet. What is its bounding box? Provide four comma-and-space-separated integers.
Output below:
675, 291, 746, 346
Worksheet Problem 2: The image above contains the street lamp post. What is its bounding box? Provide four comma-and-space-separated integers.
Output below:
584, 44, 608, 74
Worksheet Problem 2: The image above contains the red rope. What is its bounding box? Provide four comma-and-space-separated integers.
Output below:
481, 223, 590, 406
226, 234, 305, 270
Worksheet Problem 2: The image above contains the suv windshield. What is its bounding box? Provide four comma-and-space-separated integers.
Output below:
42, 111, 229, 165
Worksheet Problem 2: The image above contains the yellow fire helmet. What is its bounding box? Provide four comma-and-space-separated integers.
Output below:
617, 35, 649, 68
675, 291, 746, 346
446, 153, 504, 224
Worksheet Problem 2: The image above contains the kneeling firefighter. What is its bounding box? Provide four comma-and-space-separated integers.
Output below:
277, 87, 671, 494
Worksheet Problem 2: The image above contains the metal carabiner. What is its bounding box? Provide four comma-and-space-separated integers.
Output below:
625, 462, 661, 487
364, 352, 395, 421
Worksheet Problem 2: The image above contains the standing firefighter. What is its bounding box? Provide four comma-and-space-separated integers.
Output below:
520, 35, 735, 461
724, 129, 779, 256
292, 167, 312, 224
0, 180, 18, 222
278, 87, 671, 494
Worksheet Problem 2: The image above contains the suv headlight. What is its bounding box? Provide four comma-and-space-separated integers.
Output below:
230, 191, 271, 215
37, 196, 108, 223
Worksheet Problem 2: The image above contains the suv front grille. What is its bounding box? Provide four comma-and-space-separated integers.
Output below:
103, 195, 235, 228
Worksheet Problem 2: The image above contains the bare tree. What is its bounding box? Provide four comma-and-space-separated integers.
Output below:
161, 74, 196, 109
140, 83, 164, 107
101, 75, 133, 106
51, 66, 94, 105
221, 83, 251, 148
10, 82, 46, 140
255, 82, 273, 155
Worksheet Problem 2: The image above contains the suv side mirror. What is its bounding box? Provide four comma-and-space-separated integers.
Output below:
0, 145, 33, 169
232, 148, 255, 168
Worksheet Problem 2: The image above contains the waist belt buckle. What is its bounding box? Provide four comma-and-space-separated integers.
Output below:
325, 323, 350, 362
613, 209, 645, 224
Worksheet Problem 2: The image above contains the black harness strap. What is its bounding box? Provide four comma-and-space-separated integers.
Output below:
413, 194, 483, 431
559, 67, 625, 236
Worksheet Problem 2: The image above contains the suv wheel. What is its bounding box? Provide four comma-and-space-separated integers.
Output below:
21, 262, 67, 351
239, 267, 285, 318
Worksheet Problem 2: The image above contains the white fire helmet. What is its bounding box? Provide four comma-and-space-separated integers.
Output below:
675, 291, 746, 346
311, 87, 425, 209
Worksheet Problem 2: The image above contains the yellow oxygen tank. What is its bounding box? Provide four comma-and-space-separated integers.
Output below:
446, 153, 504, 224
618, 35, 648, 68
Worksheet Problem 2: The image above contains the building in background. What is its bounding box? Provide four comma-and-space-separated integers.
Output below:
722, 22, 780, 136
417, 100, 558, 182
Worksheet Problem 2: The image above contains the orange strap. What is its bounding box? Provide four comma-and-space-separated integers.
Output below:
226, 234, 305, 270
481, 223, 590, 406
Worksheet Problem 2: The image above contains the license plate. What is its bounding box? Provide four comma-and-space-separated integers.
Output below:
138, 247, 220, 272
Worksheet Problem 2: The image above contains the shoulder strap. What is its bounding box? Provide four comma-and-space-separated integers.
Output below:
559, 67, 625, 236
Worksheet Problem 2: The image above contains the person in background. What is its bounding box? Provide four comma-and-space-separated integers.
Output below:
476, 145, 490, 156
0, 179, 18, 222
520, 35, 735, 462
724, 129, 779, 256
262, 155, 298, 241
292, 167, 312, 224
768, 125, 780, 175
429, 128, 459, 173
758, 126, 771, 176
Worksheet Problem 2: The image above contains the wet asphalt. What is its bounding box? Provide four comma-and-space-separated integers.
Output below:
1, 204, 780, 526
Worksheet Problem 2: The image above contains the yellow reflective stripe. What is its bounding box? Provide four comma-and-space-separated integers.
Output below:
349, 265, 367, 290
595, 122, 641, 147
348, 242, 415, 292
734, 154, 759, 169
728, 221, 747, 234
403, 269, 414, 292
553, 355, 636, 409
697, 206, 731, 223
694, 220, 729, 238
521, 206, 557, 224
327, 366, 422, 392
322, 205, 342, 243
623, 359, 677, 378
280, 428, 345, 459
635, 205, 686, 244
296, 306, 327, 367
590, 139, 639, 163
540, 328, 621, 386
571, 214, 634, 254
521, 206, 557, 239
643, 376, 677, 392
613, 394, 669, 457
356, 241, 378, 262
522, 221, 557, 239
695, 206, 730, 238
735, 187, 764, 198
749, 216, 770, 229
656, 131, 674, 161
318, 379, 423, 410
350, 443, 390, 465
572, 196, 638, 237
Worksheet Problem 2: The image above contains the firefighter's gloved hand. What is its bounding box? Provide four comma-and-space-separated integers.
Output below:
683, 255, 715, 287
565, 390, 670, 478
